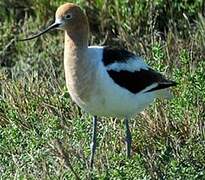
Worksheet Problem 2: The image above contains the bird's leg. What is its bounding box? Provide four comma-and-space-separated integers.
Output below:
124, 117, 132, 158
89, 116, 97, 168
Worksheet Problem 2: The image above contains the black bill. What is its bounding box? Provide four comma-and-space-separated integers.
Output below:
19, 22, 61, 41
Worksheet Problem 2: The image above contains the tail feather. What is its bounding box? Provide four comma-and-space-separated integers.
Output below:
156, 88, 173, 99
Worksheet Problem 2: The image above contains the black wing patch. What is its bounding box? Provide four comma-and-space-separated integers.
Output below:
107, 68, 177, 94
102, 47, 135, 66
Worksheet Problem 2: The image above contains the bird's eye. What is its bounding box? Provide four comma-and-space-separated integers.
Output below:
65, 13, 72, 19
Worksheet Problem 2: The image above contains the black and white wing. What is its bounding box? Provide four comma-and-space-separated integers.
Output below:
102, 47, 177, 94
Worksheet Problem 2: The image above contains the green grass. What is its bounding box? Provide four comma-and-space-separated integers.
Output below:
0, 0, 205, 179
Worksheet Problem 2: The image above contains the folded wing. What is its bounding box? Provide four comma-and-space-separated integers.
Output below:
102, 47, 177, 94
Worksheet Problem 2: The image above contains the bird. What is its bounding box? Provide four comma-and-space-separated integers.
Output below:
20, 3, 177, 168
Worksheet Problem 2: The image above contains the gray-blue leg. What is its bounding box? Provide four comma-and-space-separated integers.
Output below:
124, 118, 132, 158
90, 116, 97, 168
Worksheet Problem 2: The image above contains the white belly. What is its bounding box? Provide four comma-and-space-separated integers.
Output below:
81, 89, 155, 118
69, 67, 156, 118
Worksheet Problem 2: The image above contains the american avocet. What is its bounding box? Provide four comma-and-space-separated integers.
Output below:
20, 3, 177, 168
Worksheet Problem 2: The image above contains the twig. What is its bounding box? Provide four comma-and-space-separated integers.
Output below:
0, 38, 16, 55
55, 139, 81, 180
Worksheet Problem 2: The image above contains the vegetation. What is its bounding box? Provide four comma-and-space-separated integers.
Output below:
0, 0, 205, 179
